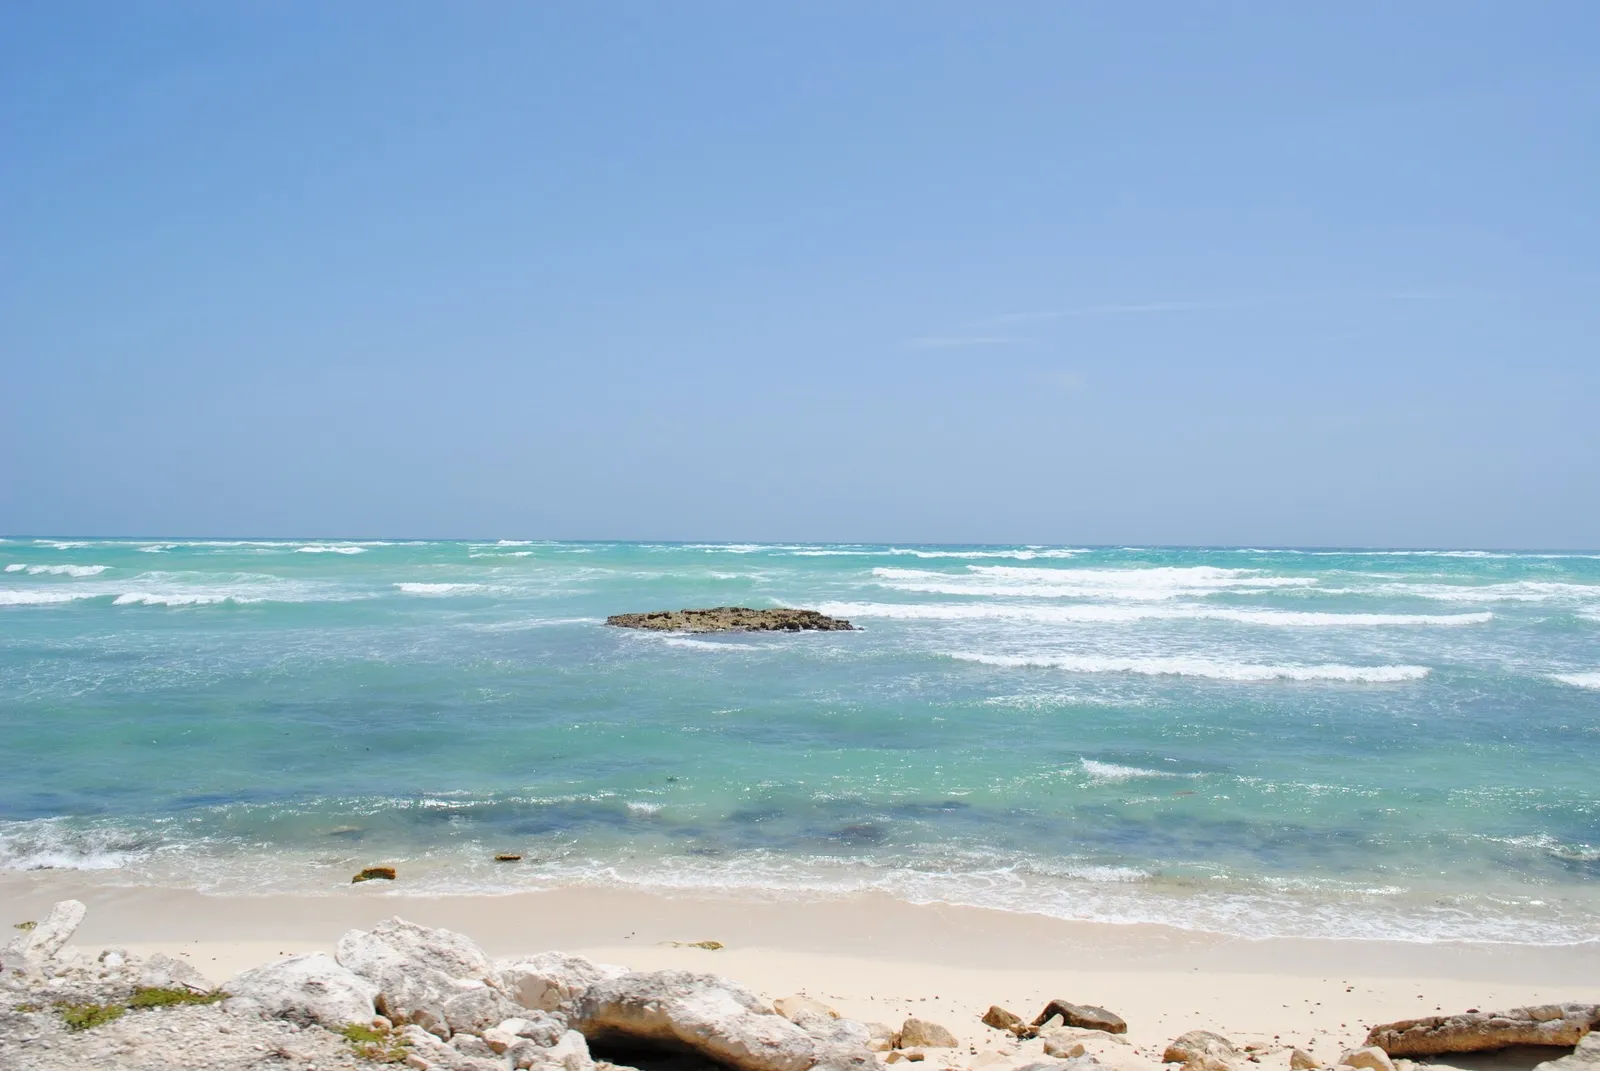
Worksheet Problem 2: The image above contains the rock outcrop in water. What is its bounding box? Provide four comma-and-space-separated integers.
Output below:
606, 607, 856, 633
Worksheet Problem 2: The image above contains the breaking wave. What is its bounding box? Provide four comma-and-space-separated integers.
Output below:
653, 636, 776, 652
0, 819, 153, 871
4, 563, 109, 577
112, 592, 259, 606
821, 601, 1491, 627
874, 565, 1316, 601
1552, 672, 1600, 690
1078, 759, 1187, 783
950, 651, 1430, 682
0, 590, 99, 606
395, 582, 486, 595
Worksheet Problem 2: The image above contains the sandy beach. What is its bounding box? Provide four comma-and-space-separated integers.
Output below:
6, 873, 1595, 1071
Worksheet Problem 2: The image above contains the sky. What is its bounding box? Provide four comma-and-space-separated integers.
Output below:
3, 3, 1597, 547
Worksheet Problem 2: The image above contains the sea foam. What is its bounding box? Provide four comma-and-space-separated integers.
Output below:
950, 651, 1430, 682
0, 590, 99, 606
1078, 758, 1187, 782
821, 600, 1491, 627
112, 592, 257, 606
874, 565, 1316, 600
6, 564, 110, 577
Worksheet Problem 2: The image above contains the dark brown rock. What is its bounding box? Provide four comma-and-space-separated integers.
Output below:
1032, 1000, 1127, 1035
1366, 1005, 1600, 1056
606, 607, 856, 633
351, 866, 397, 883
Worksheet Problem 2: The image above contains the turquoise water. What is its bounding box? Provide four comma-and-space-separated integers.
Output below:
2, 538, 1597, 944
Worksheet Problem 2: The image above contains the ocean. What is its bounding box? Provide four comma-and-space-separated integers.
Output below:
2, 538, 1596, 945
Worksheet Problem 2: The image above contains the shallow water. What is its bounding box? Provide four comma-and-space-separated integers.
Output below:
1, 538, 1596, 943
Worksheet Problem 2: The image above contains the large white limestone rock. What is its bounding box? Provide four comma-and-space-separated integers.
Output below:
572, 969, 821, 1071
336, 917, 505, 1037
2, 900, 87, 964
224, 952, 378, 1028
499, 951, 629, 1013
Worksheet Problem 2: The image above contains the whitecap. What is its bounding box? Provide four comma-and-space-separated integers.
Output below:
1324, 581, 1600, 604
820, 600, 1491, 628
1078, 759, 1184, 783
950, 651, 1430, 682
874, 565, 1316, 601
112, 592, 257, 606
0, 819, 148, 871
655, 636, 775, 651
3, 564, 20, 572
626, 801, 664, 816
395, 582, 485, 595
295, 545, 366, 554
1552, 672, 1600, 690
884, 548, 1087, 560
0, 590, 99, 606
15, 564, 109, 577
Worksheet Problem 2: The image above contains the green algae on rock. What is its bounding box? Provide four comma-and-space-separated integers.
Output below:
605, 607, 855, 633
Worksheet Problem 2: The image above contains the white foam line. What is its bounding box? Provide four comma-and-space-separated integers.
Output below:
1241, 548, 1600, 560
874, 565, 1318, 601
1552, 672, 1600, 690
1315, 581, 1600, 604
654, 636, 776, 651
0, 590, 100, 606
1078, 758, 1189, 783
6, 564, 109, 577
820, 600, 1491, 627
112, 592, 260, 606
950, 651, 1430, 682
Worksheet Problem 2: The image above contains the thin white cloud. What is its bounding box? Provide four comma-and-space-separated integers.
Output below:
903, 334, 1024, 350
990, 300, 1235, 325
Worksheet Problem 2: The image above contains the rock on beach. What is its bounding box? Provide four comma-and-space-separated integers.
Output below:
10, 898, 1600, 1071
1366, 1005, 1600, 1056
1032, 1000, 1127, 1035
1535, 1032, 1600, 1071
1164, 1030, 1241, 1071
572, 969, 821, 1071
898, 1017, 959, 1048
3, 899, 87, 964
223, 952, 378, 1029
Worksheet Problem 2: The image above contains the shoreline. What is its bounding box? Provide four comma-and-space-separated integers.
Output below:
5, 835, 1593, 948
5, 876, 1596, 1067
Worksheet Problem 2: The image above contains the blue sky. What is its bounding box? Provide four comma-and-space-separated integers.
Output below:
3, 3, 1597, 546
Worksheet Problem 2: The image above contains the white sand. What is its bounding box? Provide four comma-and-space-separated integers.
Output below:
4, 875, 1596, 1069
